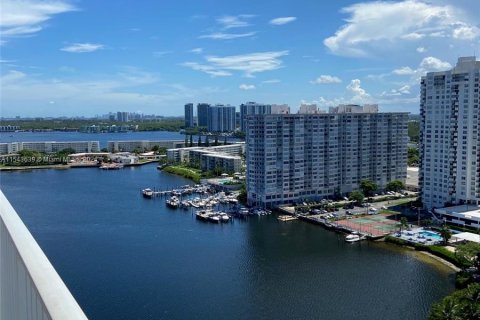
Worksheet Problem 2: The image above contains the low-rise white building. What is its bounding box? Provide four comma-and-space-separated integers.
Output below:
0, 141, 100, 154
108, 140, 186, 152
434, 205, 480, 229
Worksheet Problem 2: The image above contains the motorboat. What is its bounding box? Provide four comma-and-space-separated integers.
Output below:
345, 232, 366, 243
142, 188, 153, 198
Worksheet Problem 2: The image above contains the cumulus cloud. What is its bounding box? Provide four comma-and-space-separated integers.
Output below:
239, 84, 255, 90
269, 17, 296, 25
393, 56, 452, 77
61, 43, 104, 53
0, 0, 76, 42
380, 84, 411, 97
347, 79, 370, 102
182, 51, 288, 77
324, 0, 480, 57
311, 75, 342, 84
416, 47, 426, 53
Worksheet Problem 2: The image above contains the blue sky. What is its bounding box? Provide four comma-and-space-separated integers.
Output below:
1, 0, 479, 117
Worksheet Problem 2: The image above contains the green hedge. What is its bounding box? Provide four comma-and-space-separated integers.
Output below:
163, 165, 201, 183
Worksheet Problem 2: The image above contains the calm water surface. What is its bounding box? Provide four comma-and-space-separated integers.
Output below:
0, 164, 454, 320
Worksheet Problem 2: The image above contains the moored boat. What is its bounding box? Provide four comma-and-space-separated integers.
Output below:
142, 188, 153, 198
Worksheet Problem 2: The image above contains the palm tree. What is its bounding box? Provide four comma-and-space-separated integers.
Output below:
399, 217, 408, 233
440, 224, 452, 245
429, 297, 462, 320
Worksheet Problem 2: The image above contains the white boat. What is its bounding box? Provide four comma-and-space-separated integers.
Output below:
142, 188, 153, 198
345, 232, 365, 243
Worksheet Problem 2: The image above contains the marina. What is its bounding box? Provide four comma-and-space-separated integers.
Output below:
0, 162, 455, 320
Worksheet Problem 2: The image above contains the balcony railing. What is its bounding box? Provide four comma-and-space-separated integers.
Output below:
0, 190, 88, 320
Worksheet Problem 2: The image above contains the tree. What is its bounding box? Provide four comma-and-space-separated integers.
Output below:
348, 190, 364, 204
429, 283, 480, 320
197, 135, 202, 147
57, 148, 76, 155
399, 217, 409, 232
386, 180, 405, 192
151, 145, 159, 152
189, 135, 193, 147
440, 224, 452, 245
455, 242, 480, 273
224, 136, 228, 145
408, 147, 420, 166
360, 180, 377, 197
101, 148, 109, 152
214, 135, 219, 146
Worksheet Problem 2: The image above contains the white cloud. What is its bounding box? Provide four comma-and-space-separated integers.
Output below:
392, 66, 416, 75
269, 17, 297, 25
392, 56, 451, 78
324, 0, 479, 57
182, 51, 288, 77
180, 62, 232, 77
190, 48, 203, 54
0, 0, 76, 41
452, 25, 479, 40
311, 75, 342, 84
380, 84, 411, 97
216, 15, 253, 29
199, 32, 256, 40
239, 84, 255, 90
416, 46, 426, 53
262, 79, 281, 84
347, 79, 370, 102
419, 56, 451, 71
61, 43, 104, 53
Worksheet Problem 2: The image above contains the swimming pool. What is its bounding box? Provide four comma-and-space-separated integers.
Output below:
419, 230, 442, 240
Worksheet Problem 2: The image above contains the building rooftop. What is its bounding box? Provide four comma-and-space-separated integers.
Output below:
436, 205, 480, 219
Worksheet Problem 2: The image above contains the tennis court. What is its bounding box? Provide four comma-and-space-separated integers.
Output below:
335, 213, 399, 237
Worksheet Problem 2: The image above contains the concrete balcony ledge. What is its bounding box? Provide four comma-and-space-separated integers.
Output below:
0, 190, 88, 320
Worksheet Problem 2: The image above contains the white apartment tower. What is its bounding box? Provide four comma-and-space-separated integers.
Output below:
246, 113, 408, 207
420, 56, 480, 209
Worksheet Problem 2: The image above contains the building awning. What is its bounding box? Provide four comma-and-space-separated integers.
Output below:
452, 232, 480, 244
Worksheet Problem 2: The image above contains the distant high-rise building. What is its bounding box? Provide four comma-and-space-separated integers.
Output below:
271, 104, 290, 114
207, 105, 236, 132
197, 103, 210, 128
116, 112, 129, 122
240, 102, 271, 132
184, 103, 194, 128
246, 113, 408, 207
298, 104, 320, 114
420, 56, 480, 210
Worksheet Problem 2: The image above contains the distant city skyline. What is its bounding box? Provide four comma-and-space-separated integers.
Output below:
1, 0, 479, 117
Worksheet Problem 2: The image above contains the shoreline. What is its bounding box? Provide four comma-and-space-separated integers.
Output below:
0, 160, 157, 171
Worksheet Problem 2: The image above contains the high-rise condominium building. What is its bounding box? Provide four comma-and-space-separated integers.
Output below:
117, 112, 129, 122
197, 103, 210, 128
246, 113, 408, 207
298, 104, 320, 114
207, 105, 236, 132
420, 56, 480, 210
271, 104, 290, 114
184, 103, 194, 128
240, 102, 272, 132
